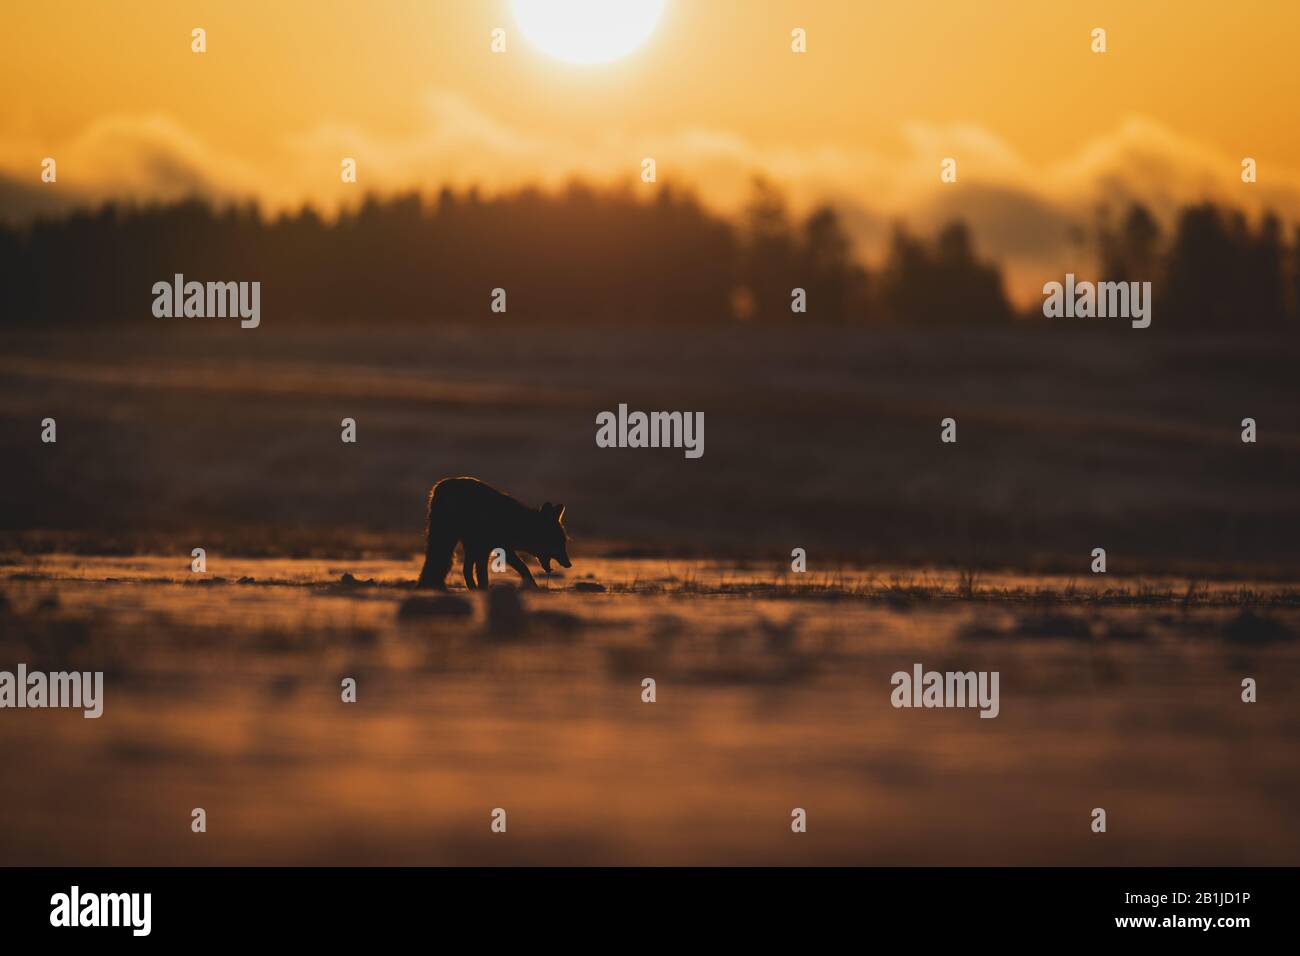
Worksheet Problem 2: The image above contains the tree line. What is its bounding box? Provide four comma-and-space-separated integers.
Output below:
0, 177, 1296, 330
1096, 201, 1300, 331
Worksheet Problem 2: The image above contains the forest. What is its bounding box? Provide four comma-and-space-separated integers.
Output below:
1, 178, 1297, 331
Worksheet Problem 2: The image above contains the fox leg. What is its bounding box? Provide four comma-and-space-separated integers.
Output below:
462, 549, 477, 590
504, 550, 537, 588
475, 552, 491, 589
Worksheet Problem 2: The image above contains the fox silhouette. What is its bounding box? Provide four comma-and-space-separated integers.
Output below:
417, 477, 571, 590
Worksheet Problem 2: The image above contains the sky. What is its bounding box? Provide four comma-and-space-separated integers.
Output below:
4, 0, 1300, 300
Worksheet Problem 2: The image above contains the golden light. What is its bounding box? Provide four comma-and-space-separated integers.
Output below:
510, 0, 666, 65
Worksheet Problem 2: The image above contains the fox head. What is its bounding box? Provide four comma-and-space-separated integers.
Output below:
534, 502, 571, 573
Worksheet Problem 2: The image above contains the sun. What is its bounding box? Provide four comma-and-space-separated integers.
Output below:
511, 0, 666, 65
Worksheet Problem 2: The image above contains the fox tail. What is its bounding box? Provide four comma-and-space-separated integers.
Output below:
416, 490, 458, 589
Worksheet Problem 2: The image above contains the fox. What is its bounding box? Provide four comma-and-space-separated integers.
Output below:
417, 476, 572, 590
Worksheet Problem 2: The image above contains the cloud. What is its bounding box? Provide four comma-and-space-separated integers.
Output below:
5, 97, 1300, 304
0, 115, 264, 210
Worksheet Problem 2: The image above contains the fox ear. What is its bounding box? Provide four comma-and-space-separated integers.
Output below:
542, 501, 554, 514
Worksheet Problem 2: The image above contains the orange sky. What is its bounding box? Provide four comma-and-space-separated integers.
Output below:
3, 0, 1299, 298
